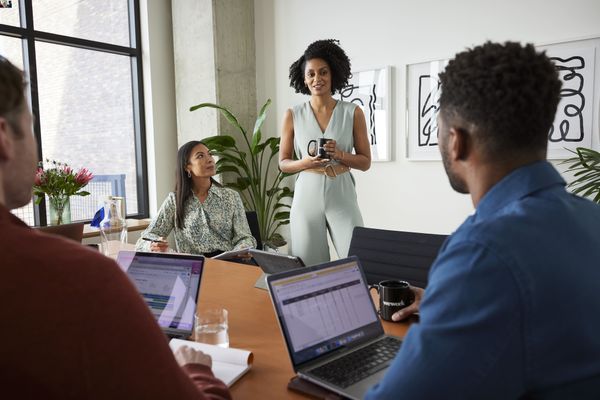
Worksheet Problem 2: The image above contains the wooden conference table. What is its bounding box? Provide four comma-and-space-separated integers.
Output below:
200, 259, 413, 399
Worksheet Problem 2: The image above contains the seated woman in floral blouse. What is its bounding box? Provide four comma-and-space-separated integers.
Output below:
136, 140, 256, 256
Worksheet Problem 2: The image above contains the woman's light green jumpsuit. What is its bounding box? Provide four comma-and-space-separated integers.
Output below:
290, 100, 364, 266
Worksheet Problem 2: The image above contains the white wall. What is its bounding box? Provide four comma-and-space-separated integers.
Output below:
254, 0, 600, 235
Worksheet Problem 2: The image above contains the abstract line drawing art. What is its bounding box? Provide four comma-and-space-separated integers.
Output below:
406, 37, 599, 160
540, 42, 595, 159
406, 59, 447, 160
337, 66, 391, 162
417, 75, 441, 148
549, 56, 586, 143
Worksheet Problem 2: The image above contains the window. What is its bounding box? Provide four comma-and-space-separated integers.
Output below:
0, 0, 147, 225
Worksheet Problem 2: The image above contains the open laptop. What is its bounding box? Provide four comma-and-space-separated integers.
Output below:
116, 251, 204, 339
266, 256, 402, 400
249, 249, 305, 290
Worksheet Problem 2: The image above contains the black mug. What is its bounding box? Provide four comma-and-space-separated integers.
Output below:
369, 280, 415, 321
307, 137, 331, 159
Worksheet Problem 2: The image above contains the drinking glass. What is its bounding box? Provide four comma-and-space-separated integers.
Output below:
194, 306, 229, 348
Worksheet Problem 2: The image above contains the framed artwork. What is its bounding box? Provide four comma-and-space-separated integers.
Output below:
406, 37, 600, 160
406, 59, 447, 160
337, 66, 392, 162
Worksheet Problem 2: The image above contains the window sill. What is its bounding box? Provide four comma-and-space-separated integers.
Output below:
83, 218, 151, 239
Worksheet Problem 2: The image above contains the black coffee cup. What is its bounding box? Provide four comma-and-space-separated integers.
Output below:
307, 137, 331, 159
369, 280, 415, 321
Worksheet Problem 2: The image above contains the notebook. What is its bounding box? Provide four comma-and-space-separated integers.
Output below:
169, 339, 254, 386
116, 251, 204, 339
266, 256, 402, 400
249, 249, 305, 290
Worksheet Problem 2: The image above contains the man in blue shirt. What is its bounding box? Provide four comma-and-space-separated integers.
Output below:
366, 42, 600, 399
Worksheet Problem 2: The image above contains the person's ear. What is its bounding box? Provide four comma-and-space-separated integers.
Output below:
0, 117, 14, 162
448, 126, 471, 161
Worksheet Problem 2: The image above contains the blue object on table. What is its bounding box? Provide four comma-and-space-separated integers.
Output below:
90, 207, 104, 228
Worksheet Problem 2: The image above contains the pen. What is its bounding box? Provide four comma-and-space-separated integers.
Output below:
141, 237, 167, 243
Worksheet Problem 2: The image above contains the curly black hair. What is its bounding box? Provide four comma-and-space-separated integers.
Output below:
289, 39, 352, 95
438, 41, 562, 157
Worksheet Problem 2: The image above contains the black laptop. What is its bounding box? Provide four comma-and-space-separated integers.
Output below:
266, 256, 402, 400
116, 251, 204, 339
249, 249, 305, 290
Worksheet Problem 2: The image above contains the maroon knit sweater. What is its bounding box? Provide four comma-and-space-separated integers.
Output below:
0, 205, 231, 400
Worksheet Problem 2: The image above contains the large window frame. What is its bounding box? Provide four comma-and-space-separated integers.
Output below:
0, 0, 148, 225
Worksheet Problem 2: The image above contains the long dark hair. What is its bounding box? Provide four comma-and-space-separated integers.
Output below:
174, 140, 221, 229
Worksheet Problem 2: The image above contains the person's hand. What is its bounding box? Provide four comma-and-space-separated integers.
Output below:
150, 237, 169, 252
323, 139, 343, 160
173, 345, 212, 368
303, 154, 329, 169
391, 286, 425, 322
233, 251, 252, 260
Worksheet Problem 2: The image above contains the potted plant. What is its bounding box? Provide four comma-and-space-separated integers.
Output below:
190, 99, 294, 248
562, 147, 600, 204
33, 159, 94, 225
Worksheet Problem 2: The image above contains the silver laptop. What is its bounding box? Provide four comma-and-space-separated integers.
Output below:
266, 256, 402, 400
116, 251, 204, 339
249, 249, 305, 290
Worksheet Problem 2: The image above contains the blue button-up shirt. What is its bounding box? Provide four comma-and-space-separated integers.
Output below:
366, 161, 600, 399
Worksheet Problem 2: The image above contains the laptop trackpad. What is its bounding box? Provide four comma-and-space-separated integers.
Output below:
346, 368, 389, 399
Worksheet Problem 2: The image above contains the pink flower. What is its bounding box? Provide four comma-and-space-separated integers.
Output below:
34, 168, 45, 186
62, 165, 73, 175
74, 168, 94, 185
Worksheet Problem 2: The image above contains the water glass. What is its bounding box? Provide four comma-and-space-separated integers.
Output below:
194, 306, 229, 348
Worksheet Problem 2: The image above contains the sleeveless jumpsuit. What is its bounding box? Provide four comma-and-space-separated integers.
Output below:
290, 100, 364, 266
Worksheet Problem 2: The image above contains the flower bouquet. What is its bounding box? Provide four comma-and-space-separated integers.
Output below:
33, 159, 94, 225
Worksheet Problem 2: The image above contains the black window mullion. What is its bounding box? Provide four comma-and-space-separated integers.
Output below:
21, 0, 45, 226
130, 0, 148, 219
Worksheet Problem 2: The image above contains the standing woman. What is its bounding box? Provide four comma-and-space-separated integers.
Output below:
136, 140, 256, 256
279, 39, 371, 266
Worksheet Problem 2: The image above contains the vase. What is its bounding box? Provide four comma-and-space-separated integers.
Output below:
99, 197, 127, 257
48, 195, 71, 225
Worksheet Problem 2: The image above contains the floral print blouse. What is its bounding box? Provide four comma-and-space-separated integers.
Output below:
135, 185, 256, 254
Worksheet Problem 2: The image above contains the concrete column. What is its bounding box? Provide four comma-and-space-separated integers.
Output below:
171, 0, 256, 148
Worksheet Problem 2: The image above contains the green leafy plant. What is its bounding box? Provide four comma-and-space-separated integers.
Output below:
562, 147, 600, 203
189, 99, 294, 248
33, 159, 94, 202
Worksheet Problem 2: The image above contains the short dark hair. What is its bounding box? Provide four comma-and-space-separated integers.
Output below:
0, 56, 26, 136
289, 39, 351, 95
438, 41, 562, 158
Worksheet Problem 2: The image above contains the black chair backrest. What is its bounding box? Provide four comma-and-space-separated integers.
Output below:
348, 226, 447, 288
245, 211, 263, 250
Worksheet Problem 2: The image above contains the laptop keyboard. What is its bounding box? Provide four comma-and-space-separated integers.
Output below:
308, 337, 402, 388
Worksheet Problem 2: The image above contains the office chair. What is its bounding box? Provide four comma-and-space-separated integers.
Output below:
245, 211, 263, 250
36, 222, 85, 243
348, 226, 447, 288
69, 174, 126, 221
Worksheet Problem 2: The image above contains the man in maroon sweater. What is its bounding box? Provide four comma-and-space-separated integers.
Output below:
0, 57, 231, 399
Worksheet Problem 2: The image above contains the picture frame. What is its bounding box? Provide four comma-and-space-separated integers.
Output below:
337, 66, 392, 162
406, 59, 447, 160
405, 37, 600, 160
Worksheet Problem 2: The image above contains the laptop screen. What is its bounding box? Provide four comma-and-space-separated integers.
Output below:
268, 257, 382, 366
116, 251, 203, 334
